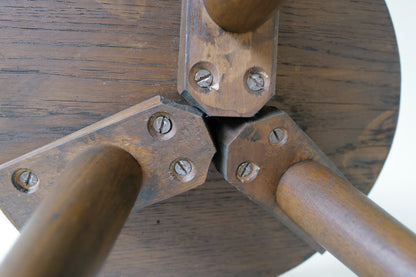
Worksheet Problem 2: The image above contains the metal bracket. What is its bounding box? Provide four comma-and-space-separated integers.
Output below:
0, 96, 215, 228
178, 0, 279, 117
209, 107, 348, 252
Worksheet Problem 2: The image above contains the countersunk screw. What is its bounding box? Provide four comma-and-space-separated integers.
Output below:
237, 162, 253, 178
247, 73, 264, 92
236, 161, 260, 183
174, 159, 192, 177
269, 128, 286, 144
152, 115, 172, 135
19, 171, 39, 187
12, 168, 39, 193
195, 69, 213, 88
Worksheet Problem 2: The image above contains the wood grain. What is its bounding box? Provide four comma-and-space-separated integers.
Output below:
210, 107, 352, 253
0, 0, 400, 276
0, 145, 142, 277
178, 0, 278, 117
0, 96, 215, 228
277, 161, 416, 277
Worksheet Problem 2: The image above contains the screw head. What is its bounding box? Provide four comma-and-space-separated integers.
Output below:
269, 128, 287, 144
12, 168, 39, 193
237, 162, 253, 178
148, 113, 176, 140
246, 73, 264, 92
152, 115, 172, 135
236, 161, 260, 183
195, 69, 213, 89
174, 160, 192, 177
171, 159, 195, 182
19, 171, 39, 187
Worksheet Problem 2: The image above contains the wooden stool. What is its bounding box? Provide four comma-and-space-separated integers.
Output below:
0, 0, 411, 276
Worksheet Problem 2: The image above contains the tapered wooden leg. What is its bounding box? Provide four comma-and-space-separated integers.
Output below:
276, 161, 416, 277
0, 145, 142, 277
203, 0, 284, 33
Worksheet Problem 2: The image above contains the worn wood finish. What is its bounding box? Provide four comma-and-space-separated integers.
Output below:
178, 0, 278, 117
210, 107, 348, 252
0, 0, 399, 276
203, 0, 284, 33
0, 145, 142, 277
276, 161, 416, 277
0, 96, 215, 227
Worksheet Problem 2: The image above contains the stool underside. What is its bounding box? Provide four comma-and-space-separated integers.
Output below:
0, 0, 399, 276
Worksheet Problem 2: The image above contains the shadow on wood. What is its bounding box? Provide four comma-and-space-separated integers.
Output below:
0, 145, 142, 277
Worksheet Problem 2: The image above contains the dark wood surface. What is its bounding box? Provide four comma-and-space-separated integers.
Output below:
0, 0, 400, 276
0, 145, 142, 277
277, 161, 416, 277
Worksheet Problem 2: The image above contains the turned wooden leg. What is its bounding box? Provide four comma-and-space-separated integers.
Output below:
203, 0, 284, 33
0, 145, 142, 277
276, 161, 416, 277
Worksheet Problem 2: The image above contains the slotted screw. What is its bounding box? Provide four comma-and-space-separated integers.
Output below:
247, 73, 264, 92
12, 168, 39, 193
19, 170, 39, 187
236, 161, 260, 183
152, 115, 172, 135
174, 160, 192, 177
195, 69, 213, 88
269, 128, 286, 144
237, 162, 254, 179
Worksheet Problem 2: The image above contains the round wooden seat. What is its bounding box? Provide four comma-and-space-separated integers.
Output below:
0, 0, 399, 275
